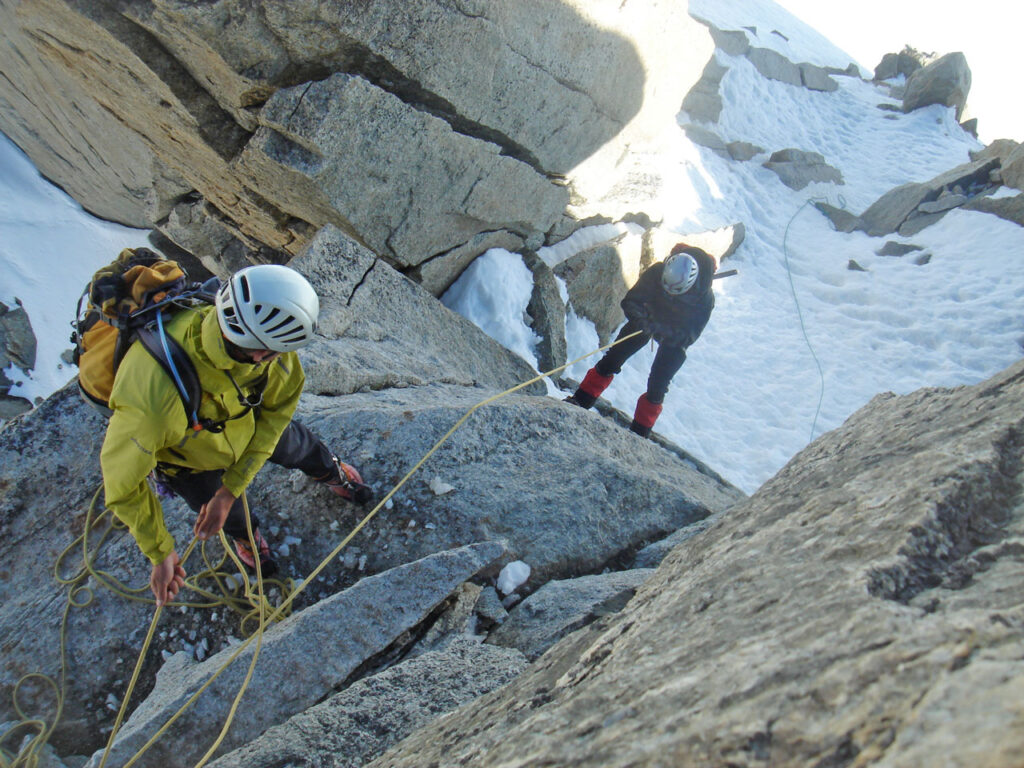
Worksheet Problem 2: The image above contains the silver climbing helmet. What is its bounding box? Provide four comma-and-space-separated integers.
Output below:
661, 250, 700, 295
215, 264, 320, 352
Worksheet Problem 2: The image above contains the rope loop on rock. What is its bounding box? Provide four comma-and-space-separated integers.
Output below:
17, 330, 640, 767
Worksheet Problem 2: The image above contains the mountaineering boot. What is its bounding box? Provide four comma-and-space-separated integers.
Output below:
234, 529, 278, 577
321, 456, 374, 505
565, 367, 614, 409
630, 393, 663, 438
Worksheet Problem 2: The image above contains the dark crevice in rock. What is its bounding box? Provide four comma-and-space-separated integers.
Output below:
200, 202, 292, 266
328, 591, 464, 700
810, 734, 860, 768
286, 82, 314, 126
403, 230, 510, 272
60, 0, 252, 161
270, 41, 549, 177
867, 426, 1023, 604
347, 261, 377, 306
257, 128, 324, 174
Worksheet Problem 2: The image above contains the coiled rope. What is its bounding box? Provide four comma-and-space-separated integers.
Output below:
5, 329, 641, 768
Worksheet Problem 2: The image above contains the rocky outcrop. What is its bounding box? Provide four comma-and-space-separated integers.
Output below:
488, 569, 655, 661
553, 240, 641, 346
686, 18, 845, 106
857, 156, 999, 236
681, 57, 730, 124
295, 225, 545, 397
370, 360, 1024, 767
798, 62, 839, 92
0, 1, 712, 286
235, 72, 567, 268
963, 193, 1024, 227
0, 301, 36, 418
523, 251, 568, 374
0, 225, 743, 758
762, 148, 844, 190
814, 201, 862, 233
873, 46, 937, 81
819, 137, 1024, 239
903, 52, 972, 120
205, 635, 527, 768
999, 143, 1024, 190
279, 383, 739, 586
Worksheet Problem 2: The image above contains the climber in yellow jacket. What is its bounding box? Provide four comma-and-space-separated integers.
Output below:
101, 264, 367, 606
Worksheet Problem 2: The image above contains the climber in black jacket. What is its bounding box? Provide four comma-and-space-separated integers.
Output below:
566, 243, 717, 437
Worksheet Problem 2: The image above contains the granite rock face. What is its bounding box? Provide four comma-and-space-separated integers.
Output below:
88, 543, 506, 768
369, 361, 1024, 767
0, 0, 711, 283
0, 225, 742, 758
205, 635, 527, 768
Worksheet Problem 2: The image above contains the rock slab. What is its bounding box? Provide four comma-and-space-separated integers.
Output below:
88, 542, 505, 768
368, 360, 1024, 767
206, 635, 526, 768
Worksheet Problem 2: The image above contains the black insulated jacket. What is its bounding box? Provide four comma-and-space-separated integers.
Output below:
620, 251, 716, 349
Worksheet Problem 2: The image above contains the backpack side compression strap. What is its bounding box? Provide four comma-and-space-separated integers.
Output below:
136, 324, 204, 431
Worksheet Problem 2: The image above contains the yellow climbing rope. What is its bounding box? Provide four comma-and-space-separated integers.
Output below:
7, 331, 639, 767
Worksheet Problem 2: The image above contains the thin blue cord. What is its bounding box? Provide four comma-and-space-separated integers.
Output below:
781, 198, 829, 443
156, 311, 199, 426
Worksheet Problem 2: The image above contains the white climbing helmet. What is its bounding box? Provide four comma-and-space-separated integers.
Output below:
215, 264, 320, 352
661, 251, 700, 295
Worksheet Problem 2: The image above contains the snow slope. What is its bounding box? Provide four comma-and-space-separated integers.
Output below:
1, 0, 1021, 494
442, 0, 1024, 492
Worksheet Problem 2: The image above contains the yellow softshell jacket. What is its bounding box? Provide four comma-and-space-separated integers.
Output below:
100, 305, 305, 564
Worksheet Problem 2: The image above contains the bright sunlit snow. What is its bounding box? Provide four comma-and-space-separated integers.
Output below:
0, 133, 151, 403
2, 0, 1023, 497
442, 1, 1024, 493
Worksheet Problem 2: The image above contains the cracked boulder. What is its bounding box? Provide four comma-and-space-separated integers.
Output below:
294, 225, 545, 397
237, 72, 568, 268
369, 360, 1024, 767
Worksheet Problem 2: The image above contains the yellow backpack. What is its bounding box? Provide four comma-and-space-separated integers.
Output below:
72, 247, 218, 427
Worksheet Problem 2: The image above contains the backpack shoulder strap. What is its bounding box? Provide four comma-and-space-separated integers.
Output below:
136, 319, 204, 432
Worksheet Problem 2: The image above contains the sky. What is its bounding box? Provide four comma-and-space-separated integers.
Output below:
771, 0, 1022, 144
2, 0, 1023, 496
